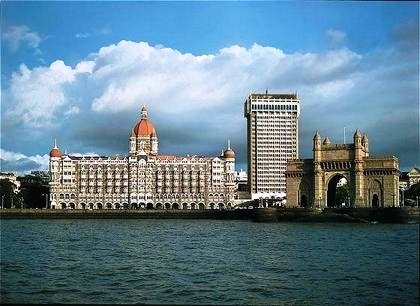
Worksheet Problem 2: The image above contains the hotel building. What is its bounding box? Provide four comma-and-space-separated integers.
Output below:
244, 93, 300, 199
49, 106, 236, 210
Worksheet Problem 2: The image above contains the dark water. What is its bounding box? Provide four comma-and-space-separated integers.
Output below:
1, 220, 418, 305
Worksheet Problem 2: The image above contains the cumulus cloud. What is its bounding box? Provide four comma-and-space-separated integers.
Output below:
4, 60, 92, 127
1, 21, 418, 171
0, 149, 49, 174
2, 25, 41, 52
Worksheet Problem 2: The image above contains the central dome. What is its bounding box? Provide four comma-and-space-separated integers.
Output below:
131, 106, 157, 137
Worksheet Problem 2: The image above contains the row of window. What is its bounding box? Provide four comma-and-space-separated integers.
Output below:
251, 103, 298, 111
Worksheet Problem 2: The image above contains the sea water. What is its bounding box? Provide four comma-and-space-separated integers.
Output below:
1, 219, 418, 305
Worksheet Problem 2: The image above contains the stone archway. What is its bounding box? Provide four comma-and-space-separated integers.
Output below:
298, 180, 310, 208
286, 130, 400, 208
369, 179, 382, 208
327, 175, 349, 208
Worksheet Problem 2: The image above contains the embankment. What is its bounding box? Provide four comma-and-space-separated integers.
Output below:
0, 207, 418, 223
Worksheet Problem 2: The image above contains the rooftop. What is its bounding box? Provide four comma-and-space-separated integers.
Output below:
249, 93, 298, 100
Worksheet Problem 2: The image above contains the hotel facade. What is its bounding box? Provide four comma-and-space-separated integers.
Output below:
49, 107, 236, 210
244, 93, 300, 199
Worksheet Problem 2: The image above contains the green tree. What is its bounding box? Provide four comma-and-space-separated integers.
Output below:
0, 179, 23, 208
404, 183, 420, 207
335, 184, 350, 207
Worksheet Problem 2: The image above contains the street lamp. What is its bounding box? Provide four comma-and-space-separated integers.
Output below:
1, 194, 4, 209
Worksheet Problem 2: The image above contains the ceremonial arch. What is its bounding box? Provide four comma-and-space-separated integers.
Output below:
285, 130, 400, 208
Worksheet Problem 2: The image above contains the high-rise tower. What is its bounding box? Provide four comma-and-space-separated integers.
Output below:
244, 92, 300, 198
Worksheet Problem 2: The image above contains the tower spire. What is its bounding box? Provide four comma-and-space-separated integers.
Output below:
141, 105, 148, 118
227, 139, 231, 150
54, 138, 58, 149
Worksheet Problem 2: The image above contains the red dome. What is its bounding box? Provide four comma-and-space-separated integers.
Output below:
50, 147, 62, 158
223, 149, 235, 159
131, 118, 157, 137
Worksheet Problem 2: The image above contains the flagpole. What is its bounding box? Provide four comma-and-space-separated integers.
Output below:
343, 126, 346, 144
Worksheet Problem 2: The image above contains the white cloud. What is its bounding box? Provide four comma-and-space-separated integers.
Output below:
0, 149, 49, 173
5, 60, 92, 127
326, 29, 347, 48
2, 25, 41, 52
87, 41, 361, 113
64, 106, 80, 118
4, 41, 362, 128
75, 32, 90, 39
67, 152, 99, 157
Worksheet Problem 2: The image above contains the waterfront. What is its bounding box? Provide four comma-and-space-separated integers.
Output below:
1, 220, 418, 305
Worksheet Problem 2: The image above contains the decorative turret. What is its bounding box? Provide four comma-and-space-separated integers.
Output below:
354, 129, 363, 160
49, 139, 62, 158
362, 134, 369, 156
323, 137, 331, 145
313, 131, 321, 162
223, 139, 235, 159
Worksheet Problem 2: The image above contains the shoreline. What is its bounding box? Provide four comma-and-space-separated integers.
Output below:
0, 207, 418, 223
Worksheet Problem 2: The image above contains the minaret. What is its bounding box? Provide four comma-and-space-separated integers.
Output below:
313, 131, 321, 162
353, 129, 364, 207
313, 131, 323, 207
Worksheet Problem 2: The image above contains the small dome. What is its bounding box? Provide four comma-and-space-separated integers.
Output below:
223, 148, 235, 159
50, 147, 61, 158
323, 137, 331, 145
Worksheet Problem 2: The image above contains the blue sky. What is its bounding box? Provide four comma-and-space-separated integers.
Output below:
1, 1, 419, 173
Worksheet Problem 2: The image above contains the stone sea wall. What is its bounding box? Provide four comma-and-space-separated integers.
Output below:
0, 208, 418, 223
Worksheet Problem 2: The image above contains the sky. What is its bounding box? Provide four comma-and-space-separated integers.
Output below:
1, 1, 419, 174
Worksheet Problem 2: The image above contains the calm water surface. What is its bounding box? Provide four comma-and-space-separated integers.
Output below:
1, 220, 418, 305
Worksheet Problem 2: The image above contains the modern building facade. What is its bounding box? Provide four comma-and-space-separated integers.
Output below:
244, 92, 300, 199
285, 130, 400, 208
49, 106, 236, 210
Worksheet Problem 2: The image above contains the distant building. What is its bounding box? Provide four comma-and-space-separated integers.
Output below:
407, 167, 420, 187
244, 92, 300, 199
286, 130, 400, 208
399, 172, 410, 191
235, 169, 248, 199
0, 172, 20, 192
30, 171, 50, 185
49, 106, 236, 210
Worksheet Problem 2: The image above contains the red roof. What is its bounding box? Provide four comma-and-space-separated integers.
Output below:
131, 118, 157, 137
49, 147, 62, 158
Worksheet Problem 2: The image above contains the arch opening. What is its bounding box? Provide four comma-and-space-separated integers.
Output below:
327, 175, 349, 208
372, 194, 379, 208
299, 180, 310, 208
